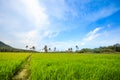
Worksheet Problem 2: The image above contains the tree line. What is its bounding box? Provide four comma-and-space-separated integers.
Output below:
0, 40, 120, 53
25, 43, 120, 53
79, 43, 120, 53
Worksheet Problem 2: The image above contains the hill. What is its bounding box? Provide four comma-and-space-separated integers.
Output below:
0, 41, 35, 52
0, 41, 14, 49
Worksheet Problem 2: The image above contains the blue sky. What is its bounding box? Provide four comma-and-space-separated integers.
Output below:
0, 0, 120, 51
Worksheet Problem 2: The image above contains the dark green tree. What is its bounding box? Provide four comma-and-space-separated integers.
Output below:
113, 43, 120, 52
76, 45, 79, 52
25, 45, 28, 49
44, 45, 48, 52
32, 46, 35, 50
54, 47, 56, 52
48, 48, 51, 52
79, 48, 92, 53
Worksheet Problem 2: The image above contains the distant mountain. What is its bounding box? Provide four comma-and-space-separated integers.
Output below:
0, 41, 36, 52
0, 41, 14, 50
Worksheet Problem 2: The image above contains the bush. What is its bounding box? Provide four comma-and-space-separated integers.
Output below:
79, 48, 92, 53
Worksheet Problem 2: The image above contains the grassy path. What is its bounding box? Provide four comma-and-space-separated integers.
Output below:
12, 54, 31, 80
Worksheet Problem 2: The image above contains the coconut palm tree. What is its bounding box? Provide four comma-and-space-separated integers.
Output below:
54, 47, 56, 52
32, 46, 35, 50
25, 45, 28, 50
44, 45, 48, 52
76, 45, 79, 51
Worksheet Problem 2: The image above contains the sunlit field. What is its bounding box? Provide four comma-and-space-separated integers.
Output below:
31, 53, 120, 80
0, 52, 120, 80
0, 53, 30, 80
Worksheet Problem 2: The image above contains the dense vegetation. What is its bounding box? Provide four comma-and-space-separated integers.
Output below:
0, 53, 30, 80
79, 43, 120, 53
0, 41, 36, 52
1, 41, 120, 53
30, 53, 120, 80
0, 52, 120, 80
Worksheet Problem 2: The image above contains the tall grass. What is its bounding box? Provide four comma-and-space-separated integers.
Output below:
0, 52, 120, 80
30, 53, 120, 80
0, 52, 30, 80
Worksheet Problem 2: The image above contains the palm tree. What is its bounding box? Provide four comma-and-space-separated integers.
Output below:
76, 45, 79, 51
68, 48, 71, 52
32, 46, 35, 50
54, 47, 56, 52
25, 45, 28, 49
68, 48, 73, 52
70, 48, 73, 52
49, 48, 51, 52
44, 45, 48, 52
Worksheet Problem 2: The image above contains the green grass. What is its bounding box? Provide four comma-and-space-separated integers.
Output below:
30, 53, 120, 80
0, 52, 120, 80
0, 52, 30, 80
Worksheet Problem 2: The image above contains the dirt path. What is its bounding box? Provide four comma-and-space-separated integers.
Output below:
12, 54, 31, 80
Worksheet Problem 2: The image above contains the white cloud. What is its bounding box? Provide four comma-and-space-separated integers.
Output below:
43, 31, 59, 38
0, 0, 120, 51
12, 0, 49, 28
40, 0, 78, 20
3, 0, 55, 48
80, 27, 120, 48
99, 28, 120, 45
0, 0, 51, 39
81, 27, 102, 45
85, 6, 119, 22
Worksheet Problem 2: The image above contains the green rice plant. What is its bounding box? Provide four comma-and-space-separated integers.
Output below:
0, 52, 30, 80
30, 53, 120, 80
0, 52, 120, 80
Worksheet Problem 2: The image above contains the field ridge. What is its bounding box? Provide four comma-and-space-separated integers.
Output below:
12, 54, 32, 80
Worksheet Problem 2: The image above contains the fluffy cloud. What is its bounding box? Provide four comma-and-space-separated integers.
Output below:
0, 0, 120, 50
40, 0, 71, 20
81, 27, 102, 45
85, 6, 119, 22
11, 0, 50, 28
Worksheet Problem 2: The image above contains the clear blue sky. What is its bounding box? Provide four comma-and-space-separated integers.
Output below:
0, 0, 120, 51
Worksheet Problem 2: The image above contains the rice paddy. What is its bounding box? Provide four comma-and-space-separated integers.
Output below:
0, 52, 120, 80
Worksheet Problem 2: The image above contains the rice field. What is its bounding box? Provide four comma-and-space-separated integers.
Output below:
30, 53, 120, 80
0, 52, 120, 80
0, 53, 30, 80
